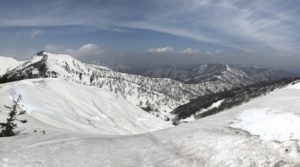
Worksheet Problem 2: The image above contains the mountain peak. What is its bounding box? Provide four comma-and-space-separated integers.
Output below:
36, 51, 46, 56
35, 51, 75, 60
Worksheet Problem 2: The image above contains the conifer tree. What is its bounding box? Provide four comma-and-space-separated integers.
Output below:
0, 95, 27, 137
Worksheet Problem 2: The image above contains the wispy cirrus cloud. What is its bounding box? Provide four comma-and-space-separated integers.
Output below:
0, 0, 300, 71
127, 0, 300, 55
1, 0, 298, 55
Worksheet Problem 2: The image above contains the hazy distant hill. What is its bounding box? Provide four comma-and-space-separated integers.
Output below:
110, 64, 298, 84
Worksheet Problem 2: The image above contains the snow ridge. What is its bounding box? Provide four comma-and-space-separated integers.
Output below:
3, 51, 244, 120
3, 51, 296, 121
0, 78, 171, 135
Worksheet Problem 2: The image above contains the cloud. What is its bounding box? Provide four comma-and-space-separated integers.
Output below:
214, 50, 223, 54
44, 43, 104, 57
0, 0, 300, 57
121, 0, 300, 55
44, 44, 66, 52
14, 29, 43, 39
180, 48, 199, 54
76, 44, 104, 56
30, 29, 43, 39
147, 46, 174, 53
203, 50, 224, 55
205, 51, 212, 55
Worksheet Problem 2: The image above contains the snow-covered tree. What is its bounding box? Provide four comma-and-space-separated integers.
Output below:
0, 95, 27, 137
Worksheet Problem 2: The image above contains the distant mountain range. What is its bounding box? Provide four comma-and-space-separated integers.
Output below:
0, 51, 298, 122
110, 64, 298, 84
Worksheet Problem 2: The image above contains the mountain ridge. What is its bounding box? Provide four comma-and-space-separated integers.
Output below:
109, 63, 298, 84
0, 51, 297, 121
0, 78, 171, 135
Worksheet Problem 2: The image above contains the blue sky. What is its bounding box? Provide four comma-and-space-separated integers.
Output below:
0, 0, 300, 71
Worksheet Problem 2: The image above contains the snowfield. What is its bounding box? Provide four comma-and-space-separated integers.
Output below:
1, 79, 300, 166
231, 108, 300, 141
0, 78, 171, 135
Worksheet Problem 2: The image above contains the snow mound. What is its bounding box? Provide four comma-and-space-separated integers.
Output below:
287, 82, 300, 90
231, 108, 300, 141
0, 78, 171, 135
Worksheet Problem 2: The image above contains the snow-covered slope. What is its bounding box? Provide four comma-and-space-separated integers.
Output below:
1, 81, 300, 166
0, 56, 21, 76
2, 52, 244, 120
230, 82, 300, 142
0, 78, 171, 135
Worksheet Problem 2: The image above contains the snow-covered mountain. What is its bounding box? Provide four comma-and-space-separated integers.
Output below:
1, 52, 254, 120
0, 56, 22, 76
111, 64, 297, 84
0, 78, 171, 135
233, 64, 298, 82
1, 79, 300, 166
